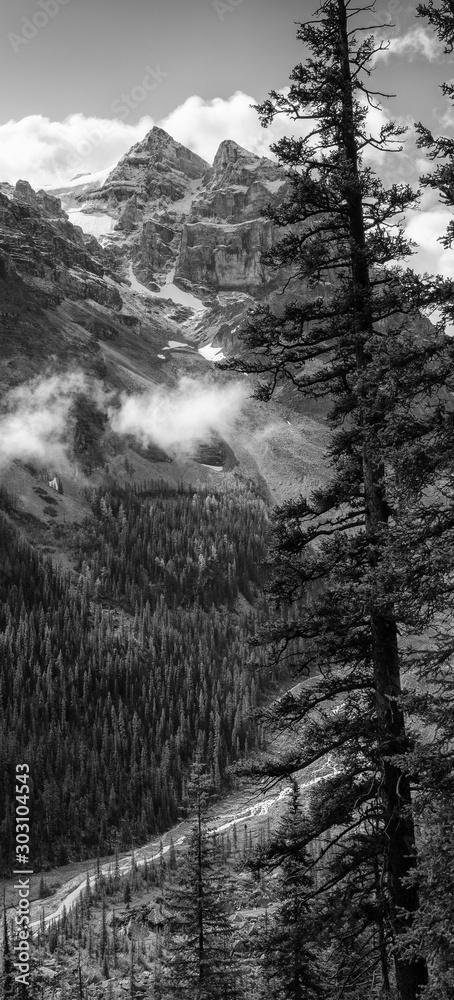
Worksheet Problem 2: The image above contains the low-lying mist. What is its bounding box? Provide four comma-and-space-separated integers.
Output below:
0, 372, 248, 473
0, 372, 97, 473
109, 377, 247, 455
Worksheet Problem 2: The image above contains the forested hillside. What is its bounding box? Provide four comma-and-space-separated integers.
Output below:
0, 480, 272, 872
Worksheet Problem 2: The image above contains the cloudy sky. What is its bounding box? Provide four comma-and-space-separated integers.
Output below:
1, 0, 452, 276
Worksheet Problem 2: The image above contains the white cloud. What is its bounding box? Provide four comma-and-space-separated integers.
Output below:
361, 100, 392, 165
109, 378, 247, 455
0, 92, 313, 190
406, 204, 454, 277
373, 26, 443, 63
0, 90, 416, 193
0, 113, 154, 189
160, 90, 299, 163
161, 90, 400, 169
0, 371, 247, 472
0, 372, 106, 471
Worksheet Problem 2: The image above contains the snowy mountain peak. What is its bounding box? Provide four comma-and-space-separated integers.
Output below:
102, 127, 209, 195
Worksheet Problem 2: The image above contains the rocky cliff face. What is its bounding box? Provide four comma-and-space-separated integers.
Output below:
0, 184, 122, 310
85, 127, 209, 213
191, 139, 287, 223
14, 179, 67, 219
175, 218, 274, 291
58, 128, 288, 294
172, 139, 287, 291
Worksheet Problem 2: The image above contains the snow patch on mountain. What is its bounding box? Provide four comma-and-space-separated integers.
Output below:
264, 178, 286, 192
156, 269, 206, 310
127, 262, 151, 296
65, 165, 114, 189
67, 210, 117, 238
46, 165, 116, 211
127, 263, 205, 311
164, 340, 193, 350
198, 343, 225, 361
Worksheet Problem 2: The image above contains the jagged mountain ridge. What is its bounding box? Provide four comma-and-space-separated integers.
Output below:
55, 126, 289, 294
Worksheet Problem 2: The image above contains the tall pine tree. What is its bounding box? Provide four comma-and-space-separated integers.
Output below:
161, 761, 240, 1000
223, 2, 454, 996
256, 782, 321, 1000
389, 5, 454, 995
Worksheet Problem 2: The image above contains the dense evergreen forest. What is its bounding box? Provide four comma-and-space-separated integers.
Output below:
0, 479, 272, 871
1, 774, 321, 1000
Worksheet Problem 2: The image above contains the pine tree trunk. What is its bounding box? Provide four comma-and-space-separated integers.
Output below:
196, 792, 205, 989
336, 3, 428, 996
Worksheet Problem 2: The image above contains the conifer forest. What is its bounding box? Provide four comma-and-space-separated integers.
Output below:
0, 481, 271, 866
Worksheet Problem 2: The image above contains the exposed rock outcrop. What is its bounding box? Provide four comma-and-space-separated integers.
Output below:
54, 265, 122, 309
86, 126, 209, 211
175, 218, 274, 290
140, 218, 180, 277
115, 194, 142, 233
0, 188, 121, 308
190, 139, 288, 222
53, 129, 288, 293
14, 179, 67, 219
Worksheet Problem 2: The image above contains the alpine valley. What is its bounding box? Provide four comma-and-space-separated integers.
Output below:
7, 0, 454, 988
0, 112, 447, 1000
0, 127, 335, 998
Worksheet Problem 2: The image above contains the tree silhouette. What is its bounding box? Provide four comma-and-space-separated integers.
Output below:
162, 761, 240, 1000
257, 782, 321, 1000
222, 2, 454, 996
